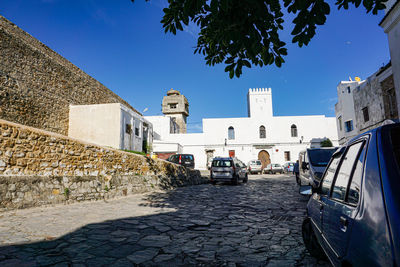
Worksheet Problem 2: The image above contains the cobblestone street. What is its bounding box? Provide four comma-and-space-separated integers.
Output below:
0, 174, 330, 266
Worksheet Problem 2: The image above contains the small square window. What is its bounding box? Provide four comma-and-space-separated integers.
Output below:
345, 120, 353, 132
125, 124, 132, 134
169, 103, 177, 109
362, 107, 369, 122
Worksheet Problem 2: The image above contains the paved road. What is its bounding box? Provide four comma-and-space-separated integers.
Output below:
0, 174, 330, 266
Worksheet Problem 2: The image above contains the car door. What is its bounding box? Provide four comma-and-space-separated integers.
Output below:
322, 140, 366, 263
309, 152, 343, 238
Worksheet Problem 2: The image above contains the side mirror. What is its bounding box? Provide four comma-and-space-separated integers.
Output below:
299, 185, 312, 196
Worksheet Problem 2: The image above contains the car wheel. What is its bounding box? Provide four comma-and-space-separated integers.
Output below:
302, 219, 326, 260
243, 174, 248, 183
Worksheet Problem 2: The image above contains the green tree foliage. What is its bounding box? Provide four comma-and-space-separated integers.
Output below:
132, 0, 386, 78
320, 138, 333, 147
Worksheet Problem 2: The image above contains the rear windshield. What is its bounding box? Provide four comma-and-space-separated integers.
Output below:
251, 161, 261, 165
212, 160, 232, 167
273, 164, 281, 167
308, 149, 336, 167
182, 155, 193, 160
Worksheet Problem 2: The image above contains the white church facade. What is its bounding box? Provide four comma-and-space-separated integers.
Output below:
146, 88, 338, 170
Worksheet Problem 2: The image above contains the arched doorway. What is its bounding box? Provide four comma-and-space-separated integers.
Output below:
258, 150, 271, 170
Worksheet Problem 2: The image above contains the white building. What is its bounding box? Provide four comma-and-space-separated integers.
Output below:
146, 88, 338, 170
380, 0, 400, 114
334, 80, 365, 144
69, 103, 153, 152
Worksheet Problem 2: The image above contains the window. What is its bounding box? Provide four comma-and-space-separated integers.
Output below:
228, 126, 235, 140
212, 159, 232, 167
135, 127, 139, 136
169, 103, 177, 109
347, 86, 351, 93
291, 124, 298, 137
338, 116, 342, 131
362, 107, 369, 122
259, 126, 266, 139
125, 124, 132, 134
345, 120, 353, 132
284, 151, 291, 161
321, 155, 341, 196
332, 142, 364, 201
348, 143, 366, 205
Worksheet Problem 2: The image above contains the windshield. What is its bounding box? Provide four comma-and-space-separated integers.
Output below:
273, 164, 281, 167
308, 148, 336, 167
212, 160, 232, 167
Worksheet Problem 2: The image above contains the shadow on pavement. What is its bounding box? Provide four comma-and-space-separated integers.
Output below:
0, 176, 330, 266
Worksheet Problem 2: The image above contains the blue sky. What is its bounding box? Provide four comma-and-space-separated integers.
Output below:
0, 0, 390, 133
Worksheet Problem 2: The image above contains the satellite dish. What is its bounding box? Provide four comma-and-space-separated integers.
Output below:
142, 108, 148, 113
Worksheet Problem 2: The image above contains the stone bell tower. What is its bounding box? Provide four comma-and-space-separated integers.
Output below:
162, 89, 189, 133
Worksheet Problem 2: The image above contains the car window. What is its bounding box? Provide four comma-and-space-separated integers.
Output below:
256, 161, 261, 165
347, 142, 366, 205
212, 160, 232, 167
332, 142, 364, 201
321, 155, 342, 196
308, 148, 336, 167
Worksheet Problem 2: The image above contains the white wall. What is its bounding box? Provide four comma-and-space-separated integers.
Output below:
145, 116, 172, 141
381, 2, 400, 117
147, 87, 339, 170
69, 103, 147, 152
335, 81, 364, 144
69, 103, 121, 149
247, 88, 273, 118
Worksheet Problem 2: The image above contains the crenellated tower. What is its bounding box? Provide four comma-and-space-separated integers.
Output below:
247, 88, 273, 118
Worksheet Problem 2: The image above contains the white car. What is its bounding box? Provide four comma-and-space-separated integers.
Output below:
247, 160, 262, 174
264, 163, 284, 174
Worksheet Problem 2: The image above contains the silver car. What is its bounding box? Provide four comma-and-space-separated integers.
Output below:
264, 163, 284, 174
247, 160, 263, 174
210, 157, 248, 185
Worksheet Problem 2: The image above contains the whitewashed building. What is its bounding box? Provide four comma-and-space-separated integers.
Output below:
146, 88, 338, 170
69, 103, 153, 152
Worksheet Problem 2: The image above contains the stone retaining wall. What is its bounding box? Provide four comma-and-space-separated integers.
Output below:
0, 15, 140, 135
0, 119, 207, 210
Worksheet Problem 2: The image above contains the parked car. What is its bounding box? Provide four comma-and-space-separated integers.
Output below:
167, 154, 195, 169
300, 123, 400, 266
210, 157, 248, 185
283, 162, 295, 173
298, 147, 337, 187
264, 163, 284, 174
247, 160, 263, 174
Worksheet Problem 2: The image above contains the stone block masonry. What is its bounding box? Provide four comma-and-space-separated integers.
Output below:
0, 119, 207, 210
0, 15, 140, 135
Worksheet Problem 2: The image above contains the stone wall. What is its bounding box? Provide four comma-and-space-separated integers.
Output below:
0, 119, 207, 210
0, 15, 140, 135
353, 74, 385, 132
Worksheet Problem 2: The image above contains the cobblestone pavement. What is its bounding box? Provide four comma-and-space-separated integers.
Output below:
0, 174, 330, 266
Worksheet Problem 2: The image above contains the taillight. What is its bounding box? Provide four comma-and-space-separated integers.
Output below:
179, 155, 182, 164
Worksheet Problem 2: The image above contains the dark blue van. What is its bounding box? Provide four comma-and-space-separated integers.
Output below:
300, 123, 400, 266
